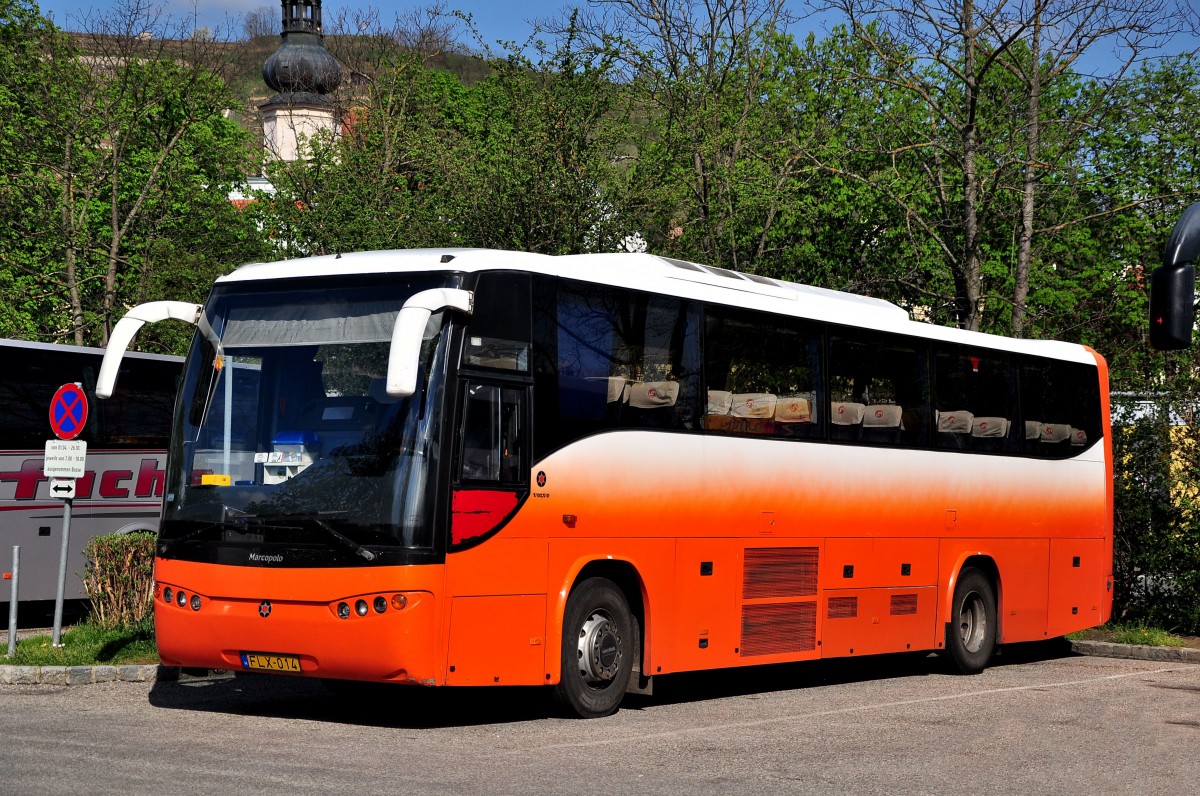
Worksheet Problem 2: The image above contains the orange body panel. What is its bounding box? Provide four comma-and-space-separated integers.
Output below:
671, 538, 743, 671
821, 586, 937, 657
445, 595, 547, 685
155, 557, 446, 684
1046, 538, 1107, 637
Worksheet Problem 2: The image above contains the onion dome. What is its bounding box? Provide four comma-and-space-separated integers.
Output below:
261, 0, 342, 107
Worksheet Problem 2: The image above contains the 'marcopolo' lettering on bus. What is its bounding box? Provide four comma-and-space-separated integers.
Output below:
0, 457, 165, 500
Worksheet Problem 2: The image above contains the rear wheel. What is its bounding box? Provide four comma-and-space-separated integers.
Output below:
947, 568, 997, 674
554, 577, 634, 719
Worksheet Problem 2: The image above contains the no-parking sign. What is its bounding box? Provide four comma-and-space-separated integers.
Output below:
49, 383, 88, 440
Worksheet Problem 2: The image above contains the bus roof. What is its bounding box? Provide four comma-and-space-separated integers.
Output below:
218, 249, 1096, 364
0, 337, 183, 363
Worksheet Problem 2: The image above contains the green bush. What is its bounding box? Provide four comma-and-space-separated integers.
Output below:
81, 531, 156, 629
1112, 402, 1200, 635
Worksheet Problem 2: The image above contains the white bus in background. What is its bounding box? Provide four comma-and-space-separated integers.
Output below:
0, 339, 181, 604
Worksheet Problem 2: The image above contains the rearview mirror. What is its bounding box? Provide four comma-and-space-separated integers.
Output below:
1149, 202, 1200, 351
386, 288, 473, 396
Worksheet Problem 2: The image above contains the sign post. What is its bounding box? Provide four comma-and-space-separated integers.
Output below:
47, 383, 88, 647
6, 546, 18, 657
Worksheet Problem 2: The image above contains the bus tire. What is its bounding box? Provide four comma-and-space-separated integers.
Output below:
554, 577, 634, 719
947, 568, 997, 674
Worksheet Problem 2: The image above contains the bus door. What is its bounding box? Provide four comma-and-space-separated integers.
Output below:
444, 378, 544, 686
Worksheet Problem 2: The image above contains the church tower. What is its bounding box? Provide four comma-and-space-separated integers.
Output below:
260, 0, 342, 162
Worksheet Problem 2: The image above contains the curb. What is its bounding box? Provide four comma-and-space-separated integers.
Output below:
1070, 639, 1200, 664
0, 664, 182, 686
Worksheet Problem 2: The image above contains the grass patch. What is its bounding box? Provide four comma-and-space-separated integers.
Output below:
4, 622, 157, 666
1108, 623, 1186, 647
1067, 622, 1190, 647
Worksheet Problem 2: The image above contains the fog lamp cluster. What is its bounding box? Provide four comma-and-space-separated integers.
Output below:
333, 593, 408, 620
160, 585, 202, 611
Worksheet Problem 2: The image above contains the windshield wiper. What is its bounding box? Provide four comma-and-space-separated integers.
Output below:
309, 514, 377, 562
266, 512, 377, 562
160, 516, 253, 554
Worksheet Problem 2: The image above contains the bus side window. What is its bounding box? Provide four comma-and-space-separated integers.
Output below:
703, 307, 823, 440
828, 330, 929, 447
531, 279, 700, 454
458, 383, 526, 484
933, 346, 1018, 454
1019, 359, 1101, 458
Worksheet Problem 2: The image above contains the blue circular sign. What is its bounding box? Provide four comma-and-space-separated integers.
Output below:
49, 383, 89, 440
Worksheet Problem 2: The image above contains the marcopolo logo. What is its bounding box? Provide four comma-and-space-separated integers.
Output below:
248, 552, 284, 564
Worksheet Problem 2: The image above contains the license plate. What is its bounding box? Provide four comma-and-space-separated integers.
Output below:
240, 652, 302, 673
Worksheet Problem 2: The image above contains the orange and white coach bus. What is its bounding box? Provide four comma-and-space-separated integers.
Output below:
97, 250, 1111, 717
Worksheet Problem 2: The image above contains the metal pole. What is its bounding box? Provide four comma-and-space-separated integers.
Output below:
52, 498, 72, 647
6, 546, 18, 657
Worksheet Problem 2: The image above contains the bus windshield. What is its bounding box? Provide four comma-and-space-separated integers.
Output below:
159, 275, 458, 567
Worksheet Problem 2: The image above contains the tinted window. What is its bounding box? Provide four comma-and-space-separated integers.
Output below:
458, 383, 526, 483
0, 345, 177, 450
828, 329, 929, 446
703, 307, 823, 440
1020, 358, 1102, 457
532, 278, 700, 456
462, 271, 531, 372
933, 346, 1019, 453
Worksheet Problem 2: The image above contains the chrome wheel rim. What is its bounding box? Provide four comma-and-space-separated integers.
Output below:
958, 591, 987, 653
576, 609, 623, 685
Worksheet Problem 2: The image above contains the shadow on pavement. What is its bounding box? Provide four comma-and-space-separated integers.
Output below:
146, 637, 1079, 728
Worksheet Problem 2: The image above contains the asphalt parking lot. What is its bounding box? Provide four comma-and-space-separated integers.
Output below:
4, 641, 1198, 795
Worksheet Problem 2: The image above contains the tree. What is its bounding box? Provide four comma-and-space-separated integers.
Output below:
818, 0, 1194, 332
0, 0, 78, 339
260, 9, 635, 256
242, 4, 277, 41
0, 0, 267, 349
570, 0, 796, 268
1075, 55, 1200, 386
450, 17, 635, 253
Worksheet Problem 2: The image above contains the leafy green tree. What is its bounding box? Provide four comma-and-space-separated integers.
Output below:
574, 0, 796, 268
261, 11, 634, 257
0, 0, 87, 341
450, 21, 634, 254
1074, 55, 1200, 387
817, 0, 1194, 333
0, 0, 266, 351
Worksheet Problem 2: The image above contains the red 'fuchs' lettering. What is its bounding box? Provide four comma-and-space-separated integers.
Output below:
0, 456, 165, 501
99, 469, 133, 498
135, 458, 165, 498
0, 459, 47, 500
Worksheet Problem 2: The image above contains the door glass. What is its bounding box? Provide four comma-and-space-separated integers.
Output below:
460, 384, 525, 483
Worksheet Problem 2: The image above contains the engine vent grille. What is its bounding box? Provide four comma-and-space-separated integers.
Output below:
890, 593, 919, 616
740, 602, 817, 656
827, 596, 858, 619
742, 547, 819, 600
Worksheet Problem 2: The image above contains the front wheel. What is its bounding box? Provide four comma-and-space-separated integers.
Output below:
947, 568, 997, 674
554, 577, 634, 719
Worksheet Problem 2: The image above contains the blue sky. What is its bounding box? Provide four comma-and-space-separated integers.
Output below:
33, 1, 681, 45
31, 0, 1198, 70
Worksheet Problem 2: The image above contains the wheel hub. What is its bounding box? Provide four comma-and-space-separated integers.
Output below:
577, 610, 622, 684
958, 592, 987, 653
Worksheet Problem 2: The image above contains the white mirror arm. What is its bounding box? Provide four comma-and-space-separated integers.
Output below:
387, 288, 474, 397
96, 301, 204, 399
